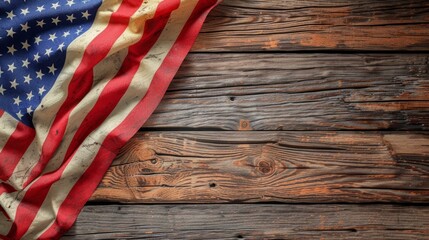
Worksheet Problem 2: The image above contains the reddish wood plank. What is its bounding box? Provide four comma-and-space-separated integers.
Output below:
91, 131, 429, 203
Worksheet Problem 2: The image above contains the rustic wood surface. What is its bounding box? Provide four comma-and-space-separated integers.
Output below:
192, 0, 429, 51
69, 0, 429, 239
91, 131, 429, 203
66, 204, 429, 239
144, 53, 429, 130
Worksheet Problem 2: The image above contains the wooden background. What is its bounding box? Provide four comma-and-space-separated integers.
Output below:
65, 0, 429, 239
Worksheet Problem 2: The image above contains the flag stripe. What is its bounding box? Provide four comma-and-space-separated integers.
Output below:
40, 48, 129, 175
39, 0, 166, 177
37, 0, 219, 238
7, 0, 126, 191
0, 118, 35, 182
0, 112, 19, 154
22, 0, 144, 190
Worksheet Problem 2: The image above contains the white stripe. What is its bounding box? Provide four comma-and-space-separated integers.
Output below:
40, 0, 163, 175
26, 1, 199, 237
0, 112, 19, 153
7, 0, 124, 191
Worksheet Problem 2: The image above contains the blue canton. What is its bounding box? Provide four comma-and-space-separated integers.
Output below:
0, 0, 101, 126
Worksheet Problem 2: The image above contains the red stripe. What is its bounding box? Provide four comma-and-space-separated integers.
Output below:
0, 110, 4, 118
6, 1, 145, 239
22, 0, 144, 189
0, 182, 15, 222
62, 0, 180, 175
0, 121, 35, 181
38, 0, 219, 238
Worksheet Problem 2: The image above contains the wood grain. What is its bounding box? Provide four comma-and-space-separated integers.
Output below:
192, 0, 429, 51
65, 204, 429, 239
91, 131, 429, 203
144, 53, 429, 130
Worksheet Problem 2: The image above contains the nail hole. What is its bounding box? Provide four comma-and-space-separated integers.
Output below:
229, 96, 235, 101
236, 234, 244, 239
151, 159, 157, 164
209, 183, 217, 188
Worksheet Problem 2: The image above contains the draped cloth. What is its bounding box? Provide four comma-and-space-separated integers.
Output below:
0, 0, 220, 238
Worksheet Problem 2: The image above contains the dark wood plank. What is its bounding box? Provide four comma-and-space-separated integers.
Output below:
192, 0, 429, 51
145, 53, 429, 130
65, 204, 429, 239
91, 131, 429, 203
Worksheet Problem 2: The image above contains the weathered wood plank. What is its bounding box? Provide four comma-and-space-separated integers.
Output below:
145, 53, 429, 130
91, 131, 429, 203
65, 204, 429, 239
192, 0, 429, 51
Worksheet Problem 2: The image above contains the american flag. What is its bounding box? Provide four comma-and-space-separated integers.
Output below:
0, 0, 219, 238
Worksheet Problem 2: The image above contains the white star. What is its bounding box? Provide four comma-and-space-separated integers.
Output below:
62, 31, 70, 37
20, 22, 31, 32
66, 0, 75, 6
7, 63, 16, 72
24, 74, 32, 84
44, 48, 53, 57
38, 86, 46, 95
81, 10, 91, 20
34, 36, 43, 45
7, 45, 17, 55
0, 85, 6, 95
3, 0, 11, 4
36, 20, 46, 28
21, 40, 31, 51
75, 28, 83, 35
48, 64, 57, 75
33, 53, 41, 62
48, 33, 57, 42
27, 106, 33, 114
66, 14, 76, 23
20, 8, 30, 16
16, 111, 23, 120
0, 68, 3, 77
6, 11, 16, 20
13, 96, 22, 106
36, 5, 45, 12
36, 70, 44, 79
26, 91, 34, 100
51, 16, 61, 25
6, 27, 16, 37
51, 2, 60, 9
22, 58, 30, 68
10, 79, 19, 89
57, 42, 65, 51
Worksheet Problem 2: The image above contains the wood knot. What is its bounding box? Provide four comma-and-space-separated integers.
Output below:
135, 148, 156, 161
239, 119, 252, 131
257, 160, 274, 175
